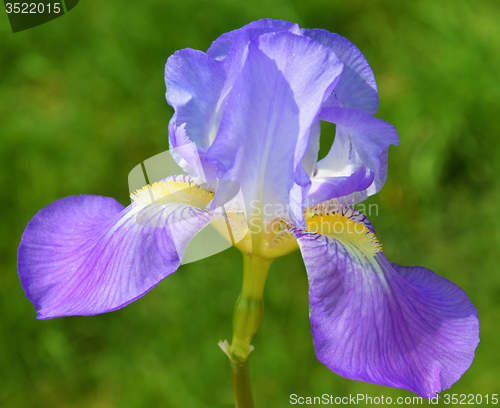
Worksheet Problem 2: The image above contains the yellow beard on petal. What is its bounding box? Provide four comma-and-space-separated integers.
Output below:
130, 180, 213, 208
305, 211, 382, 258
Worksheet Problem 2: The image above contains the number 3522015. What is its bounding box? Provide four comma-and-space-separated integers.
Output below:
5, 3, 62, 13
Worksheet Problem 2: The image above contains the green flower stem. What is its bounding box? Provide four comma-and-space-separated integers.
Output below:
231, 360, 254, 408
226, 254, 273, 407
230, 254, 272, 364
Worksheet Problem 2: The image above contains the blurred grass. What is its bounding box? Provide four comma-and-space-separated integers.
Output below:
1, 0, 499, 407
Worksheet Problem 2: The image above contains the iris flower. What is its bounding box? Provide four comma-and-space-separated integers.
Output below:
18, 19, 478, 400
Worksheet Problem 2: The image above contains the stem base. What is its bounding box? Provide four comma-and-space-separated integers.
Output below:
231, 360, 254, 408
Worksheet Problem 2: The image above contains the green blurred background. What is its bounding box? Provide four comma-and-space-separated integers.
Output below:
1, 0, 499, 407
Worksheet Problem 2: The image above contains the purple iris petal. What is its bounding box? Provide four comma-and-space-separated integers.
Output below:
294, 227, 479, 397
166, 20, 301, 180
168, 124, 217, 186
165, 48, 226, 150
207, 19, 301, 61
18, 181, 216, 319
207, 21, 377, 114
302, 29, 379, 115
307, 165, 375, 207
206, 31, 343, 225
310, 107, 399, 206
300, 119, 321, 178
165, 48, 227, 186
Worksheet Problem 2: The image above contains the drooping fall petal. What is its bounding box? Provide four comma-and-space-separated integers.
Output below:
18, 176, 218, 318
293, 213, 479, 397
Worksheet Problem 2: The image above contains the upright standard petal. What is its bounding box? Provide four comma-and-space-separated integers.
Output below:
207, 18, 301, 61
166, 19, 301, 158
302, 29, 379, 115
206, 31, 343, 227
307, 164, 375, 206
293, 210, 479, 397
165, 48, 227, 150
18, 176, 218, 319
168, 123, 218, 186
308, 107, 399, 206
